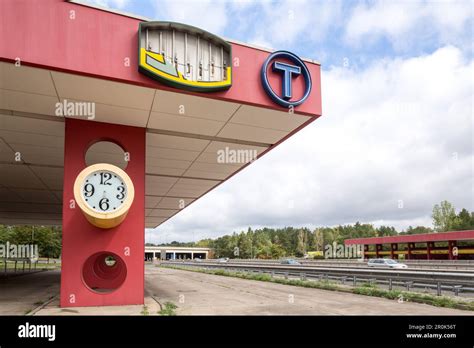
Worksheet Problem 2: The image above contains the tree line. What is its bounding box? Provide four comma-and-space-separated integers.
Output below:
156, 200, 474, 259
0, 225, 62, 259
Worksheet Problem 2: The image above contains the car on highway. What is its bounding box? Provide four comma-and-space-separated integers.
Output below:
280, 259, 301, 265
217, 257, 229, 263
367, 258, 408, 269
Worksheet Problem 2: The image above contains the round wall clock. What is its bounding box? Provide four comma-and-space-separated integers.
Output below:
73, 163, 135, 229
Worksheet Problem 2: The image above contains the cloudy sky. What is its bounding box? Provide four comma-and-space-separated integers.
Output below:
86, 0, 473, 244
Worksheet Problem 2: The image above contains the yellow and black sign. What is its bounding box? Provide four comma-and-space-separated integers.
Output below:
138, 21, 232, 92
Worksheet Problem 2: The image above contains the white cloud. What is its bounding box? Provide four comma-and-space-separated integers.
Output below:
145, 0, 341, 51
151, 0, 229, 35
247, 0, 343, 48
149, 45, 473, 243
345, 0, 473, 50
86, 0, 130, 10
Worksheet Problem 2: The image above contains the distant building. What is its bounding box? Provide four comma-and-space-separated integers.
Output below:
345, 230, 474, 260
145, 246, 213, 261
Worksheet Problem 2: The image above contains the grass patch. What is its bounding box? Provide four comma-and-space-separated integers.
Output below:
161, 264, 474, 311
351, 285, 474, 311
360, 282, 377, 288
161, 265, 340, 292
354, 286, 400, 299
159, 302, 177, 316
141, 305, 149, 316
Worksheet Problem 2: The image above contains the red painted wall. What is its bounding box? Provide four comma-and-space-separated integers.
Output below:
0, 0, 322, 117
61, 118, 145, 307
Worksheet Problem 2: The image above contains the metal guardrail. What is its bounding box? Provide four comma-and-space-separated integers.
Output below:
197, 258, 474, 271
163, 261, 474, 296
0, 258, 37, 276
204, 258, 474, 264
204, 261, 474, 274
0, 258, 59, 276
304, 259, 474, 270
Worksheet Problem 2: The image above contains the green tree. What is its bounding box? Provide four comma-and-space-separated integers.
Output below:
195, 238, 212, 248
0, 225, 62, 258
403, 226, 433, 235
253, 231, 272, 259
295, 229, 306, 257
210, 235, 232, 258
310, 228, 324, 251
237, 231, 252, 258
270, 243, 286, 258
376, 225, 397, 237
452, 208, 474, 230
352, 222, 377, 238
432, 200, 457, 232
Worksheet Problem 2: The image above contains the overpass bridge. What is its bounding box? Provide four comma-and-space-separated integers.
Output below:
145, 246, 211, 261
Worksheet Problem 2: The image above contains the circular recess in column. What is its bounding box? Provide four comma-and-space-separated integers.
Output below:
85, 141, 128, 170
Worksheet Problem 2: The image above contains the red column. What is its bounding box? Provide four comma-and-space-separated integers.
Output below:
407, 243, 413, 260
427, 242, 434, 260
60, 118, 145, 307
375, 244, 382, 258
448, 241, 457, 260
390, 243, 397, 259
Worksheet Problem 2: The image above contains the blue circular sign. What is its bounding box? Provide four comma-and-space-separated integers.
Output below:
261, 50, 312, 108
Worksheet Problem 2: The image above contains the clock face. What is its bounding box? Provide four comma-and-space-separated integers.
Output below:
82, 170, 127, 213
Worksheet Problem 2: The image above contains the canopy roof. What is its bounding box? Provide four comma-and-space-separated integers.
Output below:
0, 0, 321, 228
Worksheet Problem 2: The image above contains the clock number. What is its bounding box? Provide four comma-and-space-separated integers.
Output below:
100, 172, 112, 185
99, 198, 110, 211
84, 183, 95, 197
116, 186, 125, 200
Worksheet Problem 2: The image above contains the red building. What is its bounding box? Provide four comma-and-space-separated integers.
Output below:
345, 230, 474, 260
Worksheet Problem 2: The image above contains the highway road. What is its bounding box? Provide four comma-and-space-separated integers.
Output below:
146, 266, 472, 315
